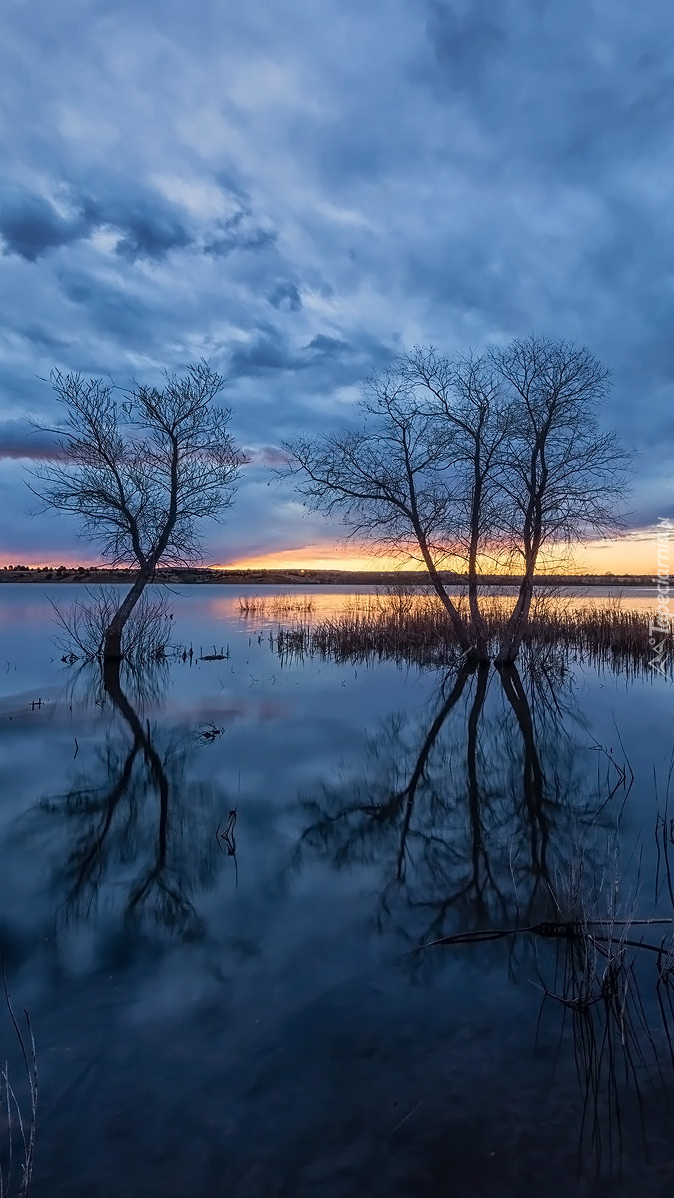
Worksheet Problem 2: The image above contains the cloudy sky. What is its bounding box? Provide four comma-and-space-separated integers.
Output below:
1, 0, 673, 571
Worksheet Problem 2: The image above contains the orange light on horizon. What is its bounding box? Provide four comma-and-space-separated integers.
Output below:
217, 544, 413, 572
0, 529, 666, 576
219, 533, 663, 576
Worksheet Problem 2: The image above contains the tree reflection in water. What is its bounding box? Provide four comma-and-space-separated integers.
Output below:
291, 652, 674, 1171
34, 656, 230, 943
292, 655, 623, 947
10, 641, 674, 1179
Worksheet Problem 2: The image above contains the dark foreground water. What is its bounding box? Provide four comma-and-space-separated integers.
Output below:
1, 584, 673, 1196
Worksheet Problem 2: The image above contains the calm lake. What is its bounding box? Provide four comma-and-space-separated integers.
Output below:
1, 583, 673, 1196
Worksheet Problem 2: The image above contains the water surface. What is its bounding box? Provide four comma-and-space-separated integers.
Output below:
1, 584, 672, 1196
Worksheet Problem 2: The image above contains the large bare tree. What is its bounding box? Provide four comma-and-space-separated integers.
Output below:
31, 361, 246, 663
282, 337, 631, 664
490, 336, 632, 663
282, 361, 478, 656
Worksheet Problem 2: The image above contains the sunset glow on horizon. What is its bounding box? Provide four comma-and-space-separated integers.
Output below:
0, 528, 666, 577
220, 531, 663, 576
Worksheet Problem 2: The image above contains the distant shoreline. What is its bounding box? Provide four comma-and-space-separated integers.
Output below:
0, 567, 657, 587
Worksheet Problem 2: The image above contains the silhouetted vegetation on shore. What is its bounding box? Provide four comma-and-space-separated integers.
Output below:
0, 565, 656, 587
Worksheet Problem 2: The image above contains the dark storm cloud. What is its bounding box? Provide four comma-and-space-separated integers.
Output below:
267, 282, 302, 312
112, 210, 193, 262
305, 335, 351, 357
229, 327, 377, 383
228, 329, 352, 378
1, 0, 674, 561
0, 177, 278, 266
0, 185, 194, 263
228, 329, 301, 378
0, 194, 92, 261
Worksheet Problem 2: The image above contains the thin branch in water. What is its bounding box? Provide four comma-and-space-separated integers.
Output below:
1, 969, 37, 1198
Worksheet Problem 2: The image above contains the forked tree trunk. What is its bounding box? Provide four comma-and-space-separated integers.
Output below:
402, 443, 484, 660
417, 535, 489, 662
496, 531, 541, 665
102, 567, 153, 662
414, 536, 478, 658
429, 571, 475, 657
495, 570, 534, 665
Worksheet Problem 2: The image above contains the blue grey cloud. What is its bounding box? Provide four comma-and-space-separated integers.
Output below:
0, 194, 90, 261
0, 0, 673, 562
111, 209, 192, 262
305, 335, 351, 357
0, 186, 195, 263
203, 214, 276, 258
0, 179, 277, 265
267, 281, 302, 312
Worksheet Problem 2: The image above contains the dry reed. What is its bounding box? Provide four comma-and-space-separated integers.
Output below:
50, 587, 173, 664
272, 591, 670, 675
238, 595, 316, 618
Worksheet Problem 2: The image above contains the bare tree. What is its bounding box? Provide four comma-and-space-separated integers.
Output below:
30, 361, 246, 663
281, 361, 479, 656
490, 336, 632, 663
404, 346, 513, 655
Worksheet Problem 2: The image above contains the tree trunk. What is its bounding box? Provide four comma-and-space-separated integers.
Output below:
495, 568, 534, 665
401, 442, 481, 659
416, 535, 488, 661
416, 542, 477, 657
466, 464, 488, 658
467, 540, 488, 660
102, 568, 152, 662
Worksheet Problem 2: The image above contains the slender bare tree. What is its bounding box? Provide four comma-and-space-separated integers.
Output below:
490, 336, 632, 663
30, 361, 246, 663
404, 346, 513, 655
282, 360, 479, 656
